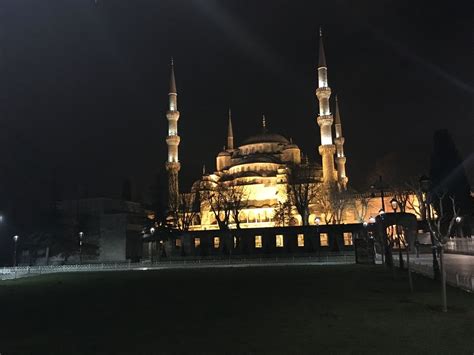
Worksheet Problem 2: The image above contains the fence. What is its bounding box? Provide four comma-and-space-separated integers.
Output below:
445, 238, 474, 255
0, 253, 355, 281
393, 255, 473, 293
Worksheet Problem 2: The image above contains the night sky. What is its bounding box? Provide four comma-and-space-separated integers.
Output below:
0, 0, 472, 234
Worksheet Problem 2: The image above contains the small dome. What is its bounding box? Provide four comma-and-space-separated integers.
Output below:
284, 143, 299, 149
241, 132, 289, 145
218, 150, 231, 157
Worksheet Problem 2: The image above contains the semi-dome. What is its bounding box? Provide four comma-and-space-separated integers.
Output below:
241, 132, 290, 145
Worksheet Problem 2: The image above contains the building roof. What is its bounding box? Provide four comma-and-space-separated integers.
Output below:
241, 132, 290, 145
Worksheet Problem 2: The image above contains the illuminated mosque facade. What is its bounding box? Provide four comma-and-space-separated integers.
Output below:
163, 32, 418, 232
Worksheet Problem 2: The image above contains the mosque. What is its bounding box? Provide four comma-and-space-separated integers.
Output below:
162, 31, 417, 233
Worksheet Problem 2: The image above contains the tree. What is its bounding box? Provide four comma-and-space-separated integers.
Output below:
227, 185, 248, 230
426, 193, 460, 312
201, 183, 248, 254
313, 183, 349, 224
352, 193, 370, 223
286, 164, 319, 226
202, 184, 232, 232
405, 180, 426, 220
173, 192, 200, 233
273, 200, 292, 227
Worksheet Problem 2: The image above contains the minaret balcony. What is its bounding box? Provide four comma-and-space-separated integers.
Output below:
166, 161, 181, 172
166, 135, 181, 145
316, 87, 331, 99
318, 144, 336, 155
317, 115, 333, 126
166, 110, 180, 121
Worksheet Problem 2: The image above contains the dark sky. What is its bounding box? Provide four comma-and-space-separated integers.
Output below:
0, 0, 473, 233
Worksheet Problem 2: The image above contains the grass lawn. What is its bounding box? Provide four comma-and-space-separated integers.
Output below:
0, 265, 473, 354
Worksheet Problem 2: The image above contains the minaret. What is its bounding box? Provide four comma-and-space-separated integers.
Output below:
165, 58, 181, 211
334, 96, 348, 189
227, 108, 234, 150
316, 28, 336, 184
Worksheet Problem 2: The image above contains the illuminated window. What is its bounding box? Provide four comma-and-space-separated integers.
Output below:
233, 236, 237, 248
176, 239, 182, 247
276, 234, 284, 247
297, 234, 305, 247
343, 232, 353, 246
214, 237, 220, 248
255, 235, 262, 248
194, 237, 201, 248
320, 233, 329, 247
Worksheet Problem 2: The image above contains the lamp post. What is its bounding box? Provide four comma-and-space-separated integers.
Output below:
78, 232, 84, 264
369, 215, 383, 264
150, 227, 156, 263
13, 235, 19, 267
455, 216, 463, 238
390, 198, 404, 269
419, 175, 440, 279
371, 175, 386, 213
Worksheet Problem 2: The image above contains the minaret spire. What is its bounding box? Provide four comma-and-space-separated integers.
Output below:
334, 95, 348, 189
227, 108, 234, 150
169, 57, 177, 95
262, 114, 267, 133
165, 58, 181, 212
316, 28, 336, 184
318, 27, 327, 68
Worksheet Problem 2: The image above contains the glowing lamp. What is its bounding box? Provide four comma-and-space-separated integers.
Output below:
390, 198, 398, 211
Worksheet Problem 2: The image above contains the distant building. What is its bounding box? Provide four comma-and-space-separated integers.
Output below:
56, 198, 146, 263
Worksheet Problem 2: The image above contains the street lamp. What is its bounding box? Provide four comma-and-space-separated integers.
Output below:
390, 198, 398, 212
455, 216, 463, 238
371, 175, 386, 213
150, 227, 156, 263
78, 232, 84, 264
13, 235, 19, 267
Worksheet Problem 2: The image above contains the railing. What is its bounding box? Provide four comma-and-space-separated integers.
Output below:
392, 255, 473, 293
0, 253, 355, 281
445, 238, 474, 255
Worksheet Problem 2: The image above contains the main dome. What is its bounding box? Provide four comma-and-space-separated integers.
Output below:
241, 132, 290, 145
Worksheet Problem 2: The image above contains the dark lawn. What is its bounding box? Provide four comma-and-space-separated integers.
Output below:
0, 265, 473, 354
